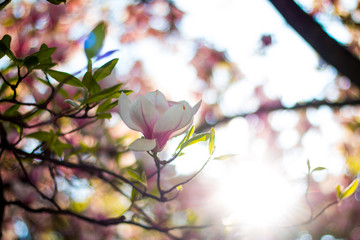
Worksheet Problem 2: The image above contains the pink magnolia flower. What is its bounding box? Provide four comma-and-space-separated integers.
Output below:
119, 90, 201, 152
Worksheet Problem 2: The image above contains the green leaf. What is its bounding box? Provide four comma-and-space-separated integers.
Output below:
0, 0, 11, 10
96, 99, 118, 113
93, 58, 118, 82
24, 55, 39, 68
53, 140, 72, 156
83, 83, 123, 104
176, 125, 195, 151
26, 131, 54, 142
64, 99, 80, 108
85, 22, 106, 60
0, 35, 17, 63
213, 154, 237, 161
311, 167, 326, 173
180, 133, 212, 151
4, 104, 20, 117
126, 169, 147, 186
82, 71, 101, 94
97, 113, 112, 119
342, 178, 359, 200
130, 186, 142, 202
30, 44, 56, 69
307, 159, 311, 174
46, 0, 66, 4
209, 128, 215, 155
336, 185, 342, 201
46, 70, 85, 88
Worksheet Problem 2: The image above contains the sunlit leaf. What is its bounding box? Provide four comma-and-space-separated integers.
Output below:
179, 133, 211, 151
336, 185, 342, 201
213, 154, 237, 161
46, 70, 85, 88
311, 167, 326, 173
342, 178, 359, 200
126, 169, 147, 186
176, 125, 195, 151
209, 128, 215, 155
93, 58, 118, 82
307, 159, 311, 174
85, 22, 106, 60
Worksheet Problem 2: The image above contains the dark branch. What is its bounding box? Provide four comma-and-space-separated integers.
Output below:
196, 98, 360, 133
268, 0, 360, 88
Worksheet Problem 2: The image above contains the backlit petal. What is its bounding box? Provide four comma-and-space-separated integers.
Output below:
144, 90, 169, 115
119, 93, 142, 132
129, 96, 160, 138
129, 138, 156, 151
153, 103, 185, 134
192, 100, 202, 114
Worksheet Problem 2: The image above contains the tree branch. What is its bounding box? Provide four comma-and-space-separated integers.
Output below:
196, 98, 360, 132
268, 0, 360, 88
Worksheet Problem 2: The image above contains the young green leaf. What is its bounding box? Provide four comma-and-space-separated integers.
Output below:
213, 154, 237, 161
83, 83, 123, 104
311, 167, 326, 173
208, 128, 215, 155
46, 70, 85, 88
82, 71, 101, 94
93, 58, 118, 82
96, 99, 118, 113
336, 185, 342, 201
85, 22, 106, 60
180, 133, 211, 151
342, 178, 359, 200
176, 125, 195, 151
126, 169, 147, 186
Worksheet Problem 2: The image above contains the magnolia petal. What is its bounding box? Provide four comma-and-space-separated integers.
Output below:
169, 117, 194, 139
129, 138, 156, 151
129, 96, 160, 138
144, 90, 169, 115
192, 100, 201, 114
171, 101, 194, 131
119, 93, 142, 132
153, 103, 186, 134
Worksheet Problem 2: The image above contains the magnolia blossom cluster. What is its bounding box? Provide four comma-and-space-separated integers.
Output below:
119, 90, 201, 152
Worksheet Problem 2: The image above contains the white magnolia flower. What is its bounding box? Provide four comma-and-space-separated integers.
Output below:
119, 90, 201, 152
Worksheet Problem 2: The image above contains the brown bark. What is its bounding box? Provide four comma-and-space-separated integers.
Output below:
268, 0, 360, 89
